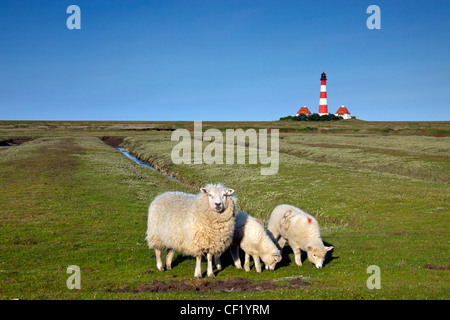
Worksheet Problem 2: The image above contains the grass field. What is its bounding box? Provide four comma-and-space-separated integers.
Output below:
0, 120, 449, 300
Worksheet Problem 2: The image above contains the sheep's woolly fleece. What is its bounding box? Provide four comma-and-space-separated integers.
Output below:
146, 185, 237, 258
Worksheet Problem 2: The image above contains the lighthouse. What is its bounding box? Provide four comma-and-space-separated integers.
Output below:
319, 72, 328, 115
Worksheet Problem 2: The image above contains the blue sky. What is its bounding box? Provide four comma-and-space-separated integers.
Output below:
0, 0, 449, 121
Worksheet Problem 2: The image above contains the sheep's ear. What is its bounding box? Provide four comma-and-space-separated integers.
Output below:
201, 188, 209, 194
325, 246, 333, 252
306, 246, 312, 251
225, 189, 234, 196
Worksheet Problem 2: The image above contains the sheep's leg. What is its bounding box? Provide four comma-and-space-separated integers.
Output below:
194, 256, 202, 278
293, 247, 302, 266
155, 249, 164, 271
278, 237, 287, 249
214, 255, 222, 270
165, 249, 174, 270
230, 245, 242, 269
244, 253, 251, 272
206, 253, 215, 277
253, 255, 262, 273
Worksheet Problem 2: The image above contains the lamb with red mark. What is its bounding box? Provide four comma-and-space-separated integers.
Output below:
267, 204, 333, 269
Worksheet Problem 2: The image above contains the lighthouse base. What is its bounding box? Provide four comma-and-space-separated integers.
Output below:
318, 113, 328, 116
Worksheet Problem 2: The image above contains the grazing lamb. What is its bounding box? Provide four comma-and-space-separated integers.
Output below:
215, 210, 281, 273
267, 204, 333, 269
146, 183, 237, 278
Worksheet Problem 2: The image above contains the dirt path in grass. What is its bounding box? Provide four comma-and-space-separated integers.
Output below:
107, 276, 309, 294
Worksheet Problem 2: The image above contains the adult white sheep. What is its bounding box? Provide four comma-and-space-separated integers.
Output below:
267, 204, 333, 269
214, 210, 281, 273
146, 183, 237, 278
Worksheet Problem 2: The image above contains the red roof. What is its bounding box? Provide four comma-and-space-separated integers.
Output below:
335, 106, 350, 115
296, 106, 311, 115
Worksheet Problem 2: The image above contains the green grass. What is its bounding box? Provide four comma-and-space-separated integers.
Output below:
0, 121, 449, 300
121, 131, 450, 299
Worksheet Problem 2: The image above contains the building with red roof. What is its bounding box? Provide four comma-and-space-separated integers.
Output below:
335, 105, 352, 119
296, 105, 312, 116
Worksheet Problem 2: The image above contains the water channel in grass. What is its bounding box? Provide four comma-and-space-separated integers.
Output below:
115, 147, 176, 181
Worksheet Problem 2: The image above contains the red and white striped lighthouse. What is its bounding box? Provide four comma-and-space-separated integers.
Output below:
319, 72, 328, 115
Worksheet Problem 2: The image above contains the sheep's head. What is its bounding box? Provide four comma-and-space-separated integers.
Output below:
306, 245, 333, 269
201, 184, 234, 213
264, 250, 282, 271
